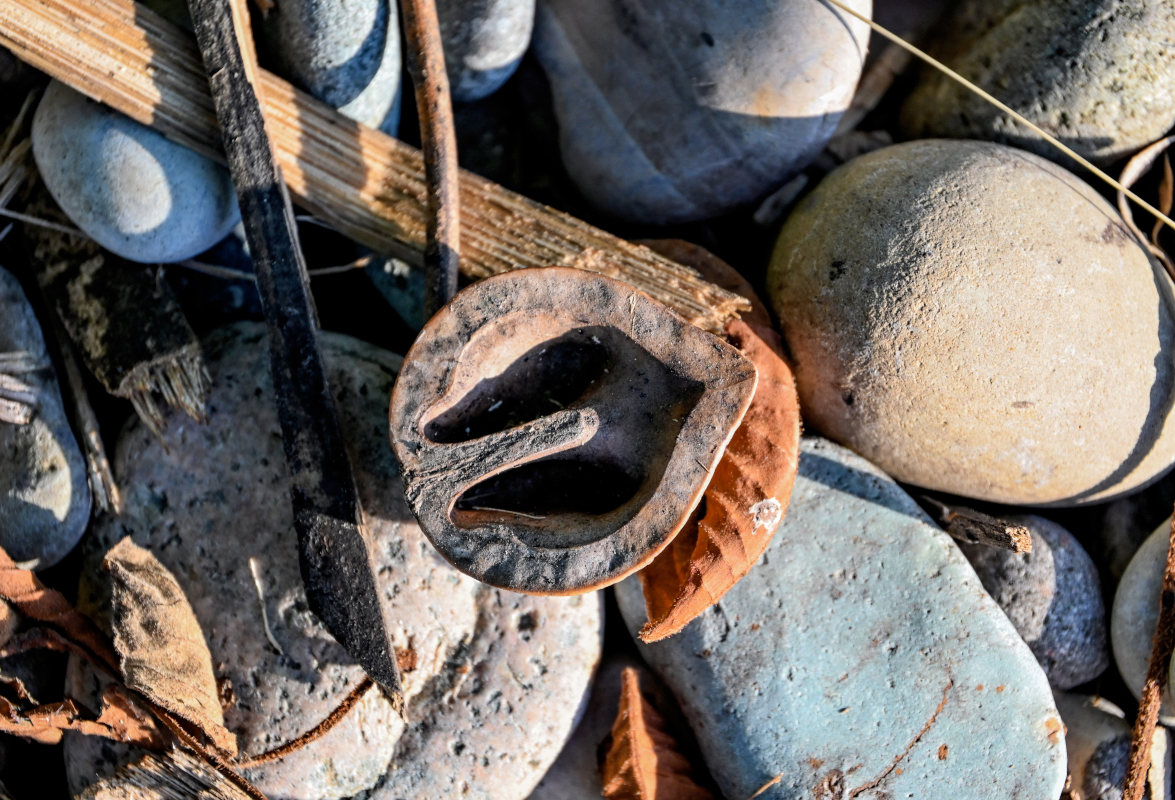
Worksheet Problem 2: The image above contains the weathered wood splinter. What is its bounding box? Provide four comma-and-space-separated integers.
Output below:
186, 0, 403, 704
390, 267, 758, 594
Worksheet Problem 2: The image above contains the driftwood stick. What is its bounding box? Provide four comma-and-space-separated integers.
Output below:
400, 0, 459, 316
0, 0, 749, 333
1123, 512, 1175, 800
919, 496, 1032, 554
186, 0, 403, 705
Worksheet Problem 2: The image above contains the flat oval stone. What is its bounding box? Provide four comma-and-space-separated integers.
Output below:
437, 0, 533, 102
257, 0, 402, 133
900, 0, 1175, 164
64, 323, 600, 800
768, 139, 1175, 506
616, 437, 1066, 800
532, 0, 871, 224
0, 266, 89, 570
31, 81, 240, 265
958, 515, 1108, 689
1111, 520, 1175, 725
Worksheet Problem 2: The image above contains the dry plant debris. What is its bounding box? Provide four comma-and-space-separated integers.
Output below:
1118, 135, 1175, 279
636, 240, 801, 642
80, 749, 254, 800
600, 666, 715, 800
105, 537, 238, 759
390, 266, 757, 594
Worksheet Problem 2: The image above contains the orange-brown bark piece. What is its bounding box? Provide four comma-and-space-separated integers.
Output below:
0, 544, 118, 671
0, 691, 164, 748
601, 666, 715, 800
637, 242, 802, 642
104, 538, 237, 758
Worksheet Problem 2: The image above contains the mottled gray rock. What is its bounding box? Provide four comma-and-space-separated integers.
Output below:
901, 0, 1175, 164
959, 515, 1108, 689
1053, 692, 1172, 800
0, 267, 89, 570
533, 0, 871, 224
617, 437, 1066, 800
258, 0, 402, 133
31, 81, 239, 264
438, 0, 533, 102
768, 139, 1175, 506
1112, 521, 1175, 725
64, 322, 600, 800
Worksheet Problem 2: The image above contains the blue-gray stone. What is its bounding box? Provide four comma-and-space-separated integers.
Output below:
258, 0, 402, 134
437, 0, 534, 102
1112, 521, 1175, 725
0, 266, 90, 570
616, 436, 1066, 800
532, 0, 871, 225
959, 515, 1108, 689
32, 81, 240, 265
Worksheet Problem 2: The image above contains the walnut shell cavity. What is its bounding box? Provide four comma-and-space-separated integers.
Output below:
389, 267, 757, 595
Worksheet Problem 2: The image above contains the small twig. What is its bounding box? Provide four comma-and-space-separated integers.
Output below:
1122, 512, 1175, 800
920, 496, 1032, 553
0, 207, 82, 236
399, 0, 459, 316
847, 678, 951, 798
147, 703, 267, 800
246, 557, 283, 656
234, 677, 373, 768
744, 773, 783, 800
820, 0, 1175, 236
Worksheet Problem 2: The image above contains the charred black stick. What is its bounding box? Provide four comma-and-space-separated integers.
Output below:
186, 0, 403, 707
400, 0, 460, 317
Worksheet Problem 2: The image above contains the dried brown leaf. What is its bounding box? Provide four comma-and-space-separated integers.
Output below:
80, 749, 253, 800
0, 544, 118, 671
1118, 136, 1175, 278
637, 242, 802, 642
104, 538, 237, 758
600, 666, 714, 800
1154, 153, 1173, 247
0, 691, 164, 749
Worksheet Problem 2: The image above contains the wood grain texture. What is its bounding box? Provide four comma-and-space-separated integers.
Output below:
0, 0, 749, 333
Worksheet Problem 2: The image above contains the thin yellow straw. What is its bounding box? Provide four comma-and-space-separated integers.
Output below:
822, 0, 1175, 235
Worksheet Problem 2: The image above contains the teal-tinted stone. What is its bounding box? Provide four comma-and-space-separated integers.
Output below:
616, 437, 1066, 800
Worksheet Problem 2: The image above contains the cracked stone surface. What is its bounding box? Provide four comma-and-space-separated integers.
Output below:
63, 322, 600, 800
616, 437, 1066, 800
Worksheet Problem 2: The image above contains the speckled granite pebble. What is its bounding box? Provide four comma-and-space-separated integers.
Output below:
32, 81, 239, 264
901, 0, 1175, 164
64, 322, 600, 800
768, 139, 1175, 506
1053, 692, 1171, 800
617, 437, 1066, 800
959, 515, 1108, 689
1112, 521, 1175, 725
533, 0, 871, 224
437, 0, 533, 102
0, 266, 89, 570
258, 0, 402, 133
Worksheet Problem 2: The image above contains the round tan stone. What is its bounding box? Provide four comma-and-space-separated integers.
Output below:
768, 139, 1175, 506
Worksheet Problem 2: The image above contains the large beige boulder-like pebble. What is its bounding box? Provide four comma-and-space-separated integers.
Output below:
901, 0, 1175, 165
532, 0, 871, 225
768, 139, 1175, 506
65, 323, 601, 800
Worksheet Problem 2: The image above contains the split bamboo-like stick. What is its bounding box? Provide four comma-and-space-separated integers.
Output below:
0, 0, 750, 333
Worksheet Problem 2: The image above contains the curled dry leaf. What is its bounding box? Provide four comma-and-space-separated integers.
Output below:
0, 543, 118, 670
637, 241, 802, 642
104, 537, 237, 758
0, 690, 164, 749
600, 666, 715, 800
1118, 136, 1175, 279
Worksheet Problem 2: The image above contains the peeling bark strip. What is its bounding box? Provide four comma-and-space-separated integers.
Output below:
80, 750, 252, 800
919, 496, 1032, 554
0, 0, 749, 334
23, 183, 209, 438
186, 0, 403, 704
